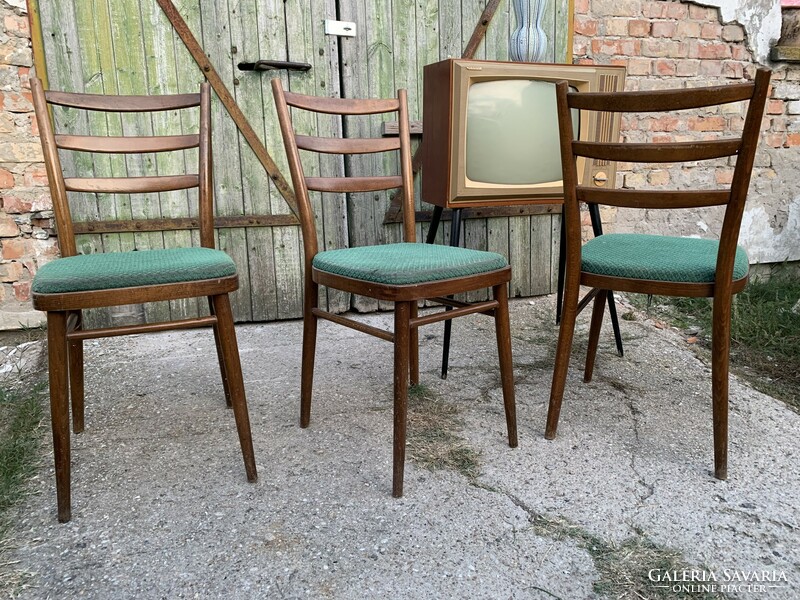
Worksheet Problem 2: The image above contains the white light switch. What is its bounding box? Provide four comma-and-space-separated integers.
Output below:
324, 20, 357, 37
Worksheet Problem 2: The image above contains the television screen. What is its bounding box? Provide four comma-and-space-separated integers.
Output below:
465, 80, 579, 186
422, 59, 626, 208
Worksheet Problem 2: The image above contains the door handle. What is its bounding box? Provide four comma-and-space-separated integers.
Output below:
237, 60, 312, 72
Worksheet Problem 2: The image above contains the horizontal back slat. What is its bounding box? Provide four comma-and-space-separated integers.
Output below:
569, 83, 755, 113
296, 134, 400, 155
573, 139, 741, 163
283, 90, 399, 115
55, 134, 199, 154
45, 90, 201, 112
577, 188, 731, 209
306, 175, 402, 193
64, 174, 199, 194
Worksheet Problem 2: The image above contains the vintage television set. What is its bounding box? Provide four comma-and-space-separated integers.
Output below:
421, 59, 627, 209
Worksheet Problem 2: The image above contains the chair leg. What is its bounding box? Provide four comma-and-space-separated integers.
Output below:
393, 301, 411, 497
68, 310, 85, 434
492, 283, 518, 447
208, 297, 232, 408
210, 294, 257, 483
300, 279, 319, 428
546, 274, 580, 440
584, 290, 608, 383
47, 311, 71, 522
711, 293, 732, 480
409, 302, 419, 386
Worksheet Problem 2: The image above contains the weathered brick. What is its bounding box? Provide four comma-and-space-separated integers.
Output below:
4, 14, 29, 37
642, 1, 665, 18
623, 172, 646, 188
626, 58, 652, 76
22, 166, 47, 187
0, 168, 13, 189
628, 20, 650, 37
700, 22, 722, 39
0, 211, 18, 237
0, 260, 22, 282
651, 21, 676, 37
676, 21, 701, 38
574, 17, 598, 36
786, 133, 800, 147
649, 115, 681, 131
676, 60, 700, 77
691, 41, 732, 60
0, 42, 32, 68
664, 2, 689, 19
12, 280, 30, 301
0, 91, 32, 113
0, 237, 32, 260
721, 25, 744, 42
688, 5, 713, 19
688, 116, 726, 131
787, 100, 800, 115
721, 61, 744, 79
715, 169, 735, 185
654, 59, 676, 76
698, 61, 723, 77
767, 100, 786, 115
0, 142, 42, 162
763, 133, 783, 148
604, 18, 628, 36
648, 169, 670, 185
574, 0, 590, 14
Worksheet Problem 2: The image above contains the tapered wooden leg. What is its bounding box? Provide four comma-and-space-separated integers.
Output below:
68, 310, 85, 434
211, 294, 257, 483
493, 283, 518, 447
300, 278, 319, 428
711, 292, 732, 480
393, 301, 411, 497
47, 311, 71, 522
409, 302, 419, 386
208, 297, 232, 407
584, 290, 608, 383
546, 274, 580, 439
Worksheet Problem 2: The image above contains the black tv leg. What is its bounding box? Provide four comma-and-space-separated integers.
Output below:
587, 204, 624, 357
440, 208, 463, 379
426, 205, 443, 244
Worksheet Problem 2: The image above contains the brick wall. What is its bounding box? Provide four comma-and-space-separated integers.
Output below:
0, 1, 54, 329
574, 0, 800, 265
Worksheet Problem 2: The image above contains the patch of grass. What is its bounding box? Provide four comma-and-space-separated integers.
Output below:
407, 384, 481, 480
0, 381, 46, 595
531, 514, 726, 600
629, 276, 800, 410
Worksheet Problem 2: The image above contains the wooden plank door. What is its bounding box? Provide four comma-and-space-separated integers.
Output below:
36, 0, 349, 323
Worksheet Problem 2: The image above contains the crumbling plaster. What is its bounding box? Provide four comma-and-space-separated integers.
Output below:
695, 0, 782, 64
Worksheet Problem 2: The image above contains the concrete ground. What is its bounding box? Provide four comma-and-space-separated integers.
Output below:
7, 295, 800, 599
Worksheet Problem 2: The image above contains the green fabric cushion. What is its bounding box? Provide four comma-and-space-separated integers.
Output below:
312, 242, 508, 285
581, 234, 749, 283
32, 247, 236, 294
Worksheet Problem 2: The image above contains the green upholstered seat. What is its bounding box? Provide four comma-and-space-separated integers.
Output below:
312, 242, 508, 285
32, 247, 236, 294
581, 233, 749, 283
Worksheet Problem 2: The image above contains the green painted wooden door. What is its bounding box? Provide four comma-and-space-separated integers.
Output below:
37, 0, 570, 323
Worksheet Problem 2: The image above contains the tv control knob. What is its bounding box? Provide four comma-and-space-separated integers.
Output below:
593, 171, 608, 186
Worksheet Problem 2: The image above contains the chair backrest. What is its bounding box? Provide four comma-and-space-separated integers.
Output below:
30, 78, 213, 258
556, 68, 771, 285
271, 79, 415, 263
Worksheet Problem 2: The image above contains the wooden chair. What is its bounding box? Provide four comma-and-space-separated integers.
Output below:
547, 69, 771, 479
30, 78, 257, 522
271, 80, 517, 497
